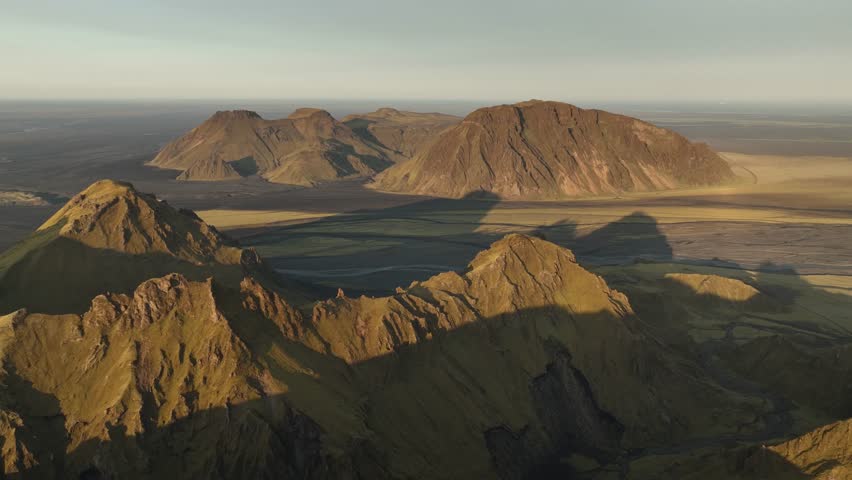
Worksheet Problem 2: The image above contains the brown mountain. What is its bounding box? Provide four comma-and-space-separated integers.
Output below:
370, 100, 736, 199
148, 109, 393, 186
342, 107, 461, 162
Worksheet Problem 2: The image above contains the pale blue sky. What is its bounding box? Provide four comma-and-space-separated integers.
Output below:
2, 0, 851, 102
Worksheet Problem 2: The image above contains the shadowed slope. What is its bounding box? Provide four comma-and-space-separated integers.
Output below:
370, 100, 736, 199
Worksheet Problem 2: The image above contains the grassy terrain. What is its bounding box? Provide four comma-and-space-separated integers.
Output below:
196, 209, 334, 228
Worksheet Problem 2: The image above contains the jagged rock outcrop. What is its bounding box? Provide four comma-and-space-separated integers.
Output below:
342, 108, 460, 162
148, 109, 393, 186
370, 100, 736, 199
0, 276, 346, 479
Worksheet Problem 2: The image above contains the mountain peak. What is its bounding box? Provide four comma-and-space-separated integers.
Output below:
468, 233, 577, 270
38, 179, 239, 262
1, 180, 254, 314
39, 179, 145, 231
418, 233, 627, 318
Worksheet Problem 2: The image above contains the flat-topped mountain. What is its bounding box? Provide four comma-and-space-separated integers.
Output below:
370, 100, 736, 199
342, 107, 461, 162
148, 109, 393, 186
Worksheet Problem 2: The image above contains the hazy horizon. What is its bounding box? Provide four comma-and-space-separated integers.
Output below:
3, 0, 851, 103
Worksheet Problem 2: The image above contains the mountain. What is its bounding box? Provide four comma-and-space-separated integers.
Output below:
342, 108, 461, 162
0, 180, 767, 479
370, 100, 736, 199
1, 181, 847, 479
0, 180, 260, 314
148, 109, 393, 186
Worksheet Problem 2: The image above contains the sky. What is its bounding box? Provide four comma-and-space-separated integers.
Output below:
2, 0, 851, 103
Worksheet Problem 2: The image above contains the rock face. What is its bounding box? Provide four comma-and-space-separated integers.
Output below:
342, 108, 461, 162
370, 100, 736, 199
0, 180, 255, 314
149, 109, 393, 186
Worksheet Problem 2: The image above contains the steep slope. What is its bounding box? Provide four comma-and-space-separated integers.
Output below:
0, 227, 769, 479
0, 180, 258, 314
148, 109, 393, 186
370, 100, 736, 199
342, 108, 461, 162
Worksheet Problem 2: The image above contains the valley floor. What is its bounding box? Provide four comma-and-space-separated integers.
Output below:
191, 153, 852, 294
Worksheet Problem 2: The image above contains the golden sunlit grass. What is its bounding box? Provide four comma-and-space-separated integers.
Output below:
197, 154, 852, 235
195, 209, 335, 228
